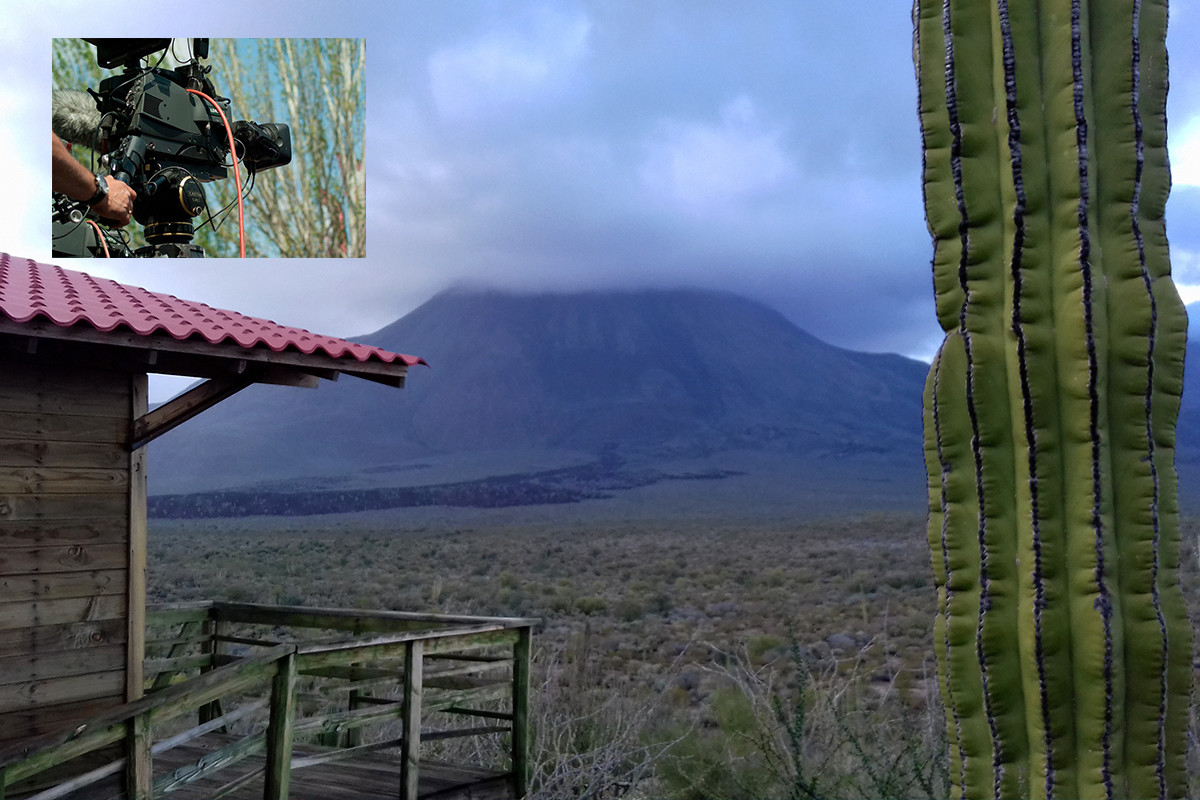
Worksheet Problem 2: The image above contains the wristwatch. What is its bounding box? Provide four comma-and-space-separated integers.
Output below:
85, 174, 108, 207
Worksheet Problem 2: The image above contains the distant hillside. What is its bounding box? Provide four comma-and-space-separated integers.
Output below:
146, 288, 930, 514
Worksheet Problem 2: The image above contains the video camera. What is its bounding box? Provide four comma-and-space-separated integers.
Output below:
52, 38, 291, 257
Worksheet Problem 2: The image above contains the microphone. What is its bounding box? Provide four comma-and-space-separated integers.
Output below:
52, 90, 103, 149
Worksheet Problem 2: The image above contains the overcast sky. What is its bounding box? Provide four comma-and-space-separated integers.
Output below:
4, 1, 1200, 402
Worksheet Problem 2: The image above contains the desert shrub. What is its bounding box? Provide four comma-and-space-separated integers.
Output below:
655, 639, 948, 800
575, 596, 608, 615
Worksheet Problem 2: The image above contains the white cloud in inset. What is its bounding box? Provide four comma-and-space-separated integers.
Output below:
640, 96, 795, 217
428, 6, 591, 121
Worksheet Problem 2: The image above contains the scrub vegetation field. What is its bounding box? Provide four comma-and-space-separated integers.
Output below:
146, 512, 1200, 799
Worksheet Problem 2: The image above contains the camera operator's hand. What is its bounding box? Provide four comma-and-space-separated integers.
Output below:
92, 177, 137, 227
51, 132, 137, 226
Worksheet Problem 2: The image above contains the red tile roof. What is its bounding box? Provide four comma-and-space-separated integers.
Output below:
0, 253, 426, 367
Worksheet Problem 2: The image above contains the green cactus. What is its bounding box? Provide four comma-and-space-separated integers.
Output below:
914, 1, 1190, 797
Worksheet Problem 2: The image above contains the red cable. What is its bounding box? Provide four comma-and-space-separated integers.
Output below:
186, 88, 245, 257
85, 220, 111, 257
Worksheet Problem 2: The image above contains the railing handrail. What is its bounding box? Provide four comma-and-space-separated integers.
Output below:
0, 643, 295, 770
201, 601, 539, 628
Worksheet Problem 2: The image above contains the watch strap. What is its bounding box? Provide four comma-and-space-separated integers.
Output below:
85, 174, 108, 206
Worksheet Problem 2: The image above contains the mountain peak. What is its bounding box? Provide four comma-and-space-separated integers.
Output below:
150, 286, 928, 500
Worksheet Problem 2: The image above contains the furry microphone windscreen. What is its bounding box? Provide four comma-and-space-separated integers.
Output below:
52, 90, 102, 149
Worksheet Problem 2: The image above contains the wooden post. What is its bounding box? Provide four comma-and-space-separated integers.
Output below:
347, 675, 363, 749
512, 626, 531, 798
198, 614, 219, 727
126, 374, 148, 703
126, 713, 152, 800
263, 649, 298, 800
400, 640, 423, 800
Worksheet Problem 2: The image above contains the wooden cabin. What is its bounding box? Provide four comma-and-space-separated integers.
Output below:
0, 254, 534, 799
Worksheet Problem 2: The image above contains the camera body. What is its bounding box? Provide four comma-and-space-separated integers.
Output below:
52, 38, 291, 257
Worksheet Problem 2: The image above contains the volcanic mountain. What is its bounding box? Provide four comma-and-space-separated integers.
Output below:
148, 288, 932, 515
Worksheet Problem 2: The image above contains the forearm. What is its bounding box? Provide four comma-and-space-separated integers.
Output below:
51, 132, 99, 200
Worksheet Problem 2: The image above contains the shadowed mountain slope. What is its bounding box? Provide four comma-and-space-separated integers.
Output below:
149, 288, 930, 508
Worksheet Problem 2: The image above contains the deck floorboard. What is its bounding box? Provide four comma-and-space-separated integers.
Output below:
27, 736, 513, 800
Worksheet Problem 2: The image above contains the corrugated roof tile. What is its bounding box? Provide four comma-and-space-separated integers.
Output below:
0, 253, 426, 368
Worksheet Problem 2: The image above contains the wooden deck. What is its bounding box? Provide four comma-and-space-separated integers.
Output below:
31, 736, 513, 800
0, 603, 536, 800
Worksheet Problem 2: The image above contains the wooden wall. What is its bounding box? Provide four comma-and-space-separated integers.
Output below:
0, 354, 145, 750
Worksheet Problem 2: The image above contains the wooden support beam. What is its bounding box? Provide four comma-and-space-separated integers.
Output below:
128, 369, 262, 451
126, 713, 151, 800
401, 640, 423, 800
127, 375, 147, 705
264, 651, 297, 800
513, 626, 531, 798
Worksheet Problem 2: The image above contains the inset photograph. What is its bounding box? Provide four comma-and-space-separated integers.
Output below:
51, 37, 364, 258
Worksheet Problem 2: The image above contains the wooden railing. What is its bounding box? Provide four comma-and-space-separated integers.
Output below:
0, 602, 536, 800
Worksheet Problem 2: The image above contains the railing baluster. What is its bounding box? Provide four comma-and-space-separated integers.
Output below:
512, 626, 531, 798
127, 714, 152, 800
400, 640, 423, 800
264, 649, 298, 800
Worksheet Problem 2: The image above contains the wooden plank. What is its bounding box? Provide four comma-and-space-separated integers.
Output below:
0, 720, 125, 785
0, 468, 128, 495
144, 603, 214, 626
0, 619, 127, 654
144, 632, 212, 653
0, 595, 126, 631
144, 654, 218, 682
126, 391, 146, 705
0, 669, 125, 714
0, 643, 125, 687
152, 732, 267, 795
0, 521, 125, 549
444, 707, 514, 722
0, 543, 127, 575
424, 675, 509, 692
0, 440, 126, 469
296, 628, 521, 672
0, 363, 130, 419
0, 569, 124, 604
152, 700, 266, 756
0, 357, 130, 388
145, 619, 201, 684
15, 750, 124, 800
0, 494, 127, 522
401, 640, 423, 800
0, 695, 124, 742
213, 606, 454, 635
0, 645, 293, 768
212, 601, 538, 631
0, 411, 127, 445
